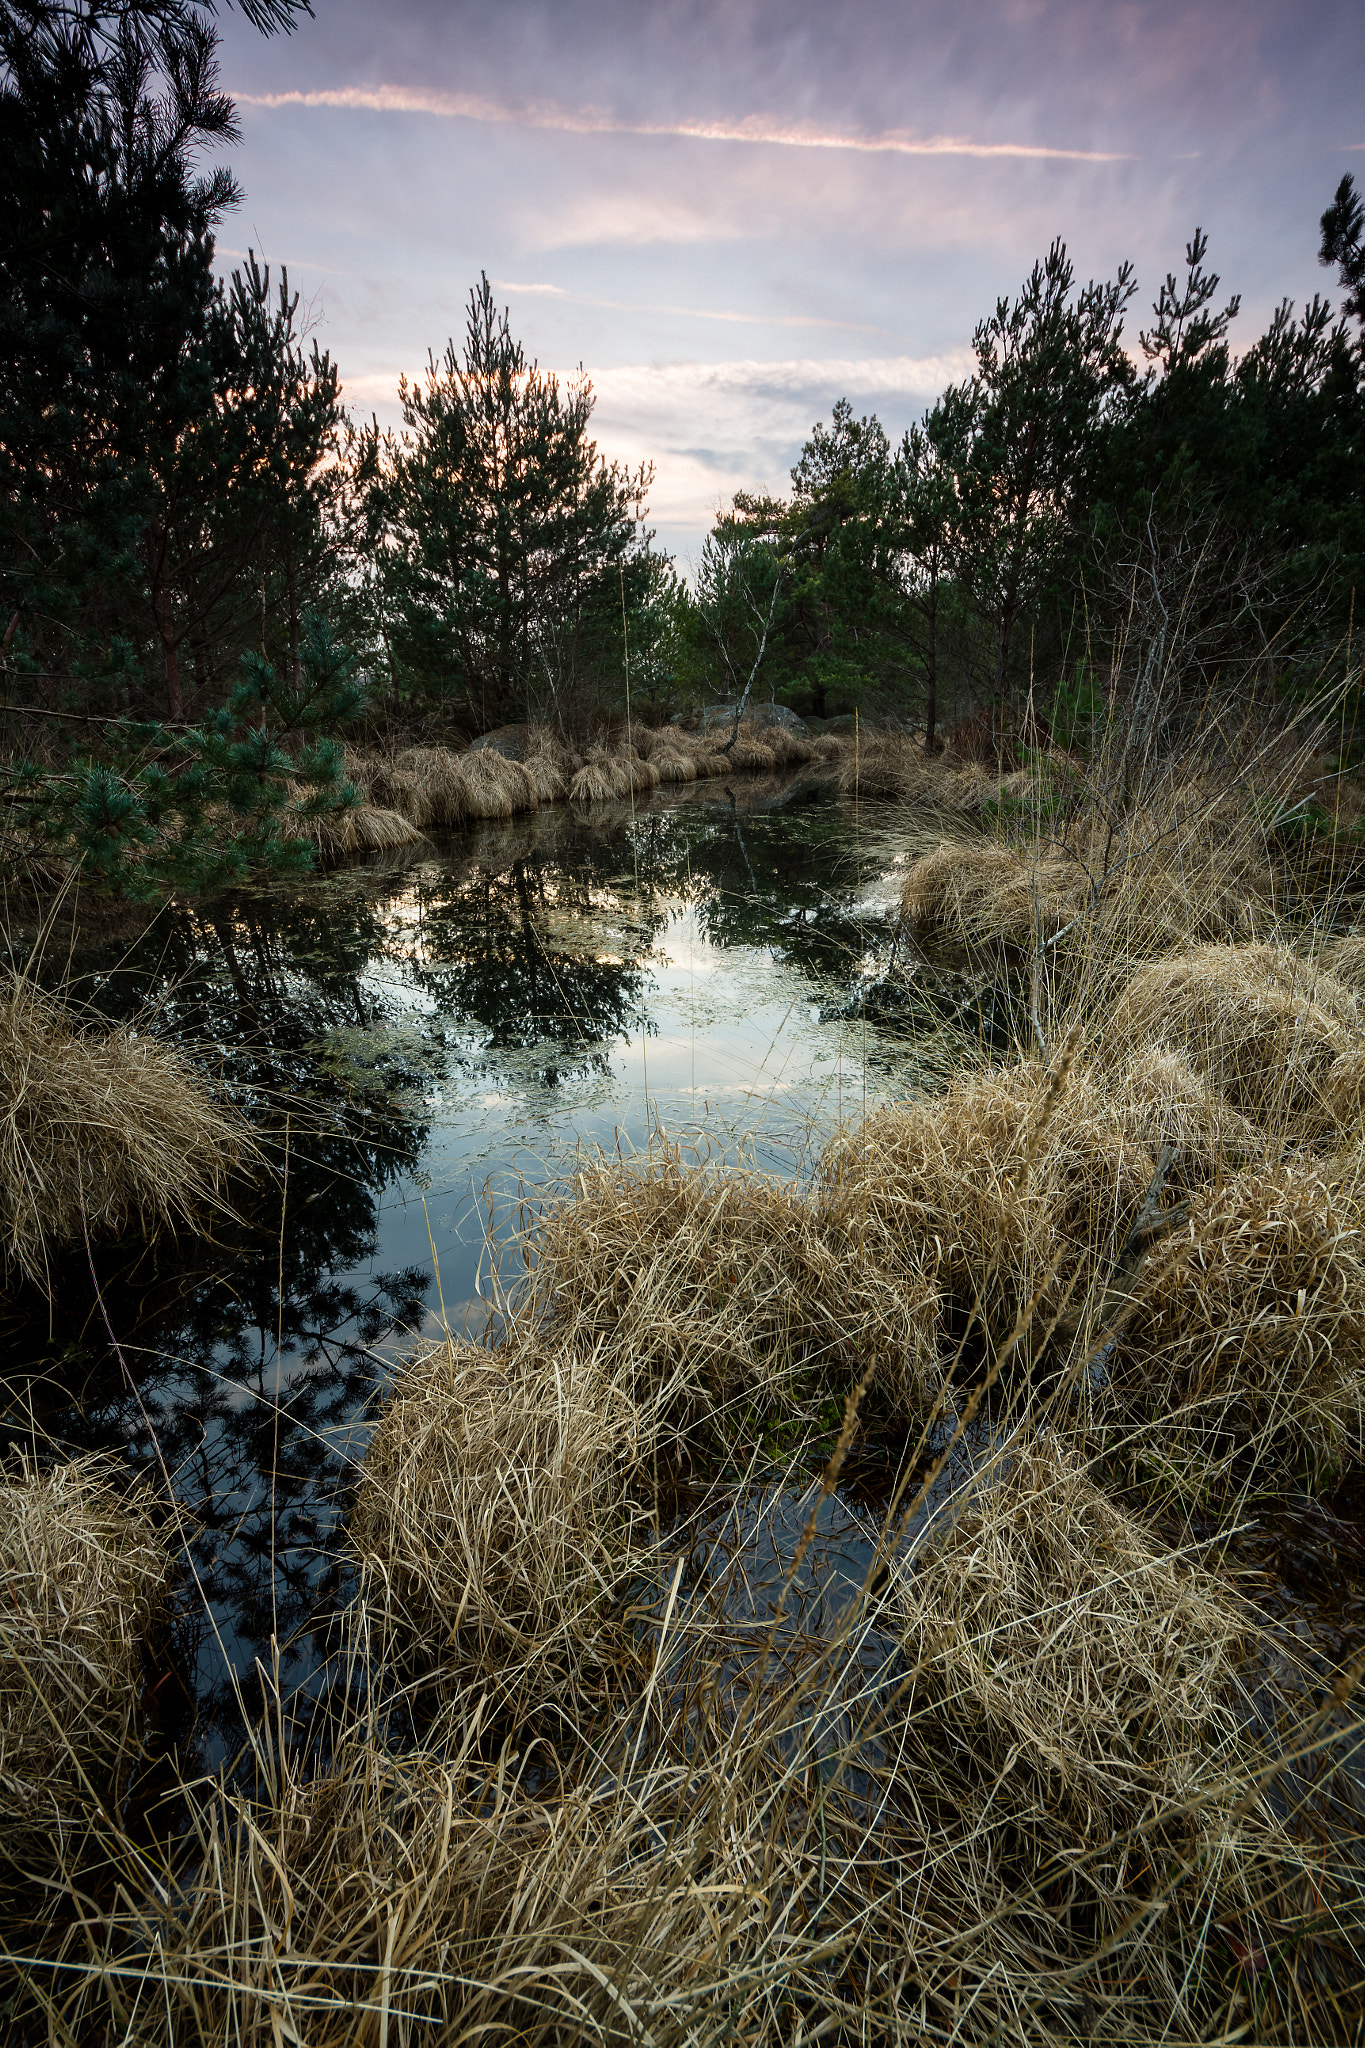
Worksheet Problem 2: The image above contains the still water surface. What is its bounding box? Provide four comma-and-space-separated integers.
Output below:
6, 770, 1362, 1764
7, 774, 985, 1753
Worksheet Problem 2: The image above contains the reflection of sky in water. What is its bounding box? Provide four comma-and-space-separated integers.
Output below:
10, 778, 1364, 1772
9, 778, 988, 1754
350, 893, 908, 1348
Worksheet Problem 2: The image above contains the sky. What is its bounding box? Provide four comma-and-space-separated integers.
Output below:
214, 0, 1365, 564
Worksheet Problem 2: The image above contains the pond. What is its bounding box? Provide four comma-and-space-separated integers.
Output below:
5, 768, 1363, 1777
2, 773, 988, 1755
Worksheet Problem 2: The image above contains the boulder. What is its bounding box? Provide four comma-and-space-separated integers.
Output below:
700, 701, 808, 736
469, 723, 530, 761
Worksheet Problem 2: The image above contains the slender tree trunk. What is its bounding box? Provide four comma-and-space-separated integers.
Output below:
992, 600, 1018, 769
286, 540, 300, 686
923, 578, 940, 755
145, 520, 184, 722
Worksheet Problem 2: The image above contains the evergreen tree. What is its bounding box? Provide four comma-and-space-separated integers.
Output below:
366, 275, 652, 731
6, 612, 364, 897
952, 241, 1136, 724
0, 0, 320, 718
1321, 173, 1365, 327
892, 389, 974, 752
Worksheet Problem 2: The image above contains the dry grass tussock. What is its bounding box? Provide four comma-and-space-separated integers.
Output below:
65, 1730, 860, 2048
568, 748, 630, 804
522, 728, 576, 802
27, 1408, 1355, 2046
838, 729, 936, 801
330, 804, 428, 854
360, 761, 433, 829
898, 765, 1278, 968
1107, 940, 1365, 1144
459, 746, 537, 820
820, 1060, 1158, 1362
1100, 1152, 1365, 1485
0, 967, 250, 1286
821, 1038, 1365, 1481
894, 1436, 1255, 1845
525, 1142, 940, 1420
648, 741, 698, 783
0, 1455, 171, 1882
350, 1335, 653, 1721
1325, 929, 1365, 993
872, 1435, 1333, 2039
901, 838, 1090, 944
391, 745, 471, 826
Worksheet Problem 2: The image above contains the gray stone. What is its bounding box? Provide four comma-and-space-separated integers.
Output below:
700, 700, 808, 736
469, 723, 529, 760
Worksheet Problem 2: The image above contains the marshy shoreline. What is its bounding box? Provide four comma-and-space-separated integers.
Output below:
3, 720, 1365, 2044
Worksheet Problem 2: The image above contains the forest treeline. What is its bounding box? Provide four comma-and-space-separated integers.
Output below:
3, 0, 1365, 891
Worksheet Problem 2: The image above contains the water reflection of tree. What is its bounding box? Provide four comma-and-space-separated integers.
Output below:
7, 783, 906, 1752
2, 1101, 431, 1755
412, 857, 657, 1074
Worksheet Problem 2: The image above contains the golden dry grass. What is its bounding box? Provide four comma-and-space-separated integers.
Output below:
335, 804, 428, 853
392, 745, 471, 827
1105, 941, 1365, 1143
459, 748, 538, 820
649, 744, 698, 783
1099, 1153, 1365, 1484
522, 730, 574, 802
0, 969, 250, 1286
897, 766, 1278, 969
1101, 1042, 1263, 1186
820, 1061, 1156, 1362
900, 838, 1090, 943
722, 734, 777, 772
526, 1143, 940, 1420
0, 1455, 171, 1878
364, 763, 435, 829
762, 725, 816, 767
568, 751, 627, 805
838, 730, 934, 801
1325, 930, 1365, 994
350, 1334, 650, 1721
892, 1436, 1252, 1841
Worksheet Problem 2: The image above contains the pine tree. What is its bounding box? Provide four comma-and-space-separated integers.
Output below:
7, 613, 364, 897
1320, 174, 1365, 326
367, 275, 652, 730
953, 242, 1137, 728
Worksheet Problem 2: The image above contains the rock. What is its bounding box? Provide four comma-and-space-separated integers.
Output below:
469, 723, 530, 760
700, 701, 808, 736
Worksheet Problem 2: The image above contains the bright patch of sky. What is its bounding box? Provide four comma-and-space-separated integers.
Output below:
215, 0, 1365, 562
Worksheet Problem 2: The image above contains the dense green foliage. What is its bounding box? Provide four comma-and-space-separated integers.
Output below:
5, 612, 363, 896
690, 223, 1364, 747
355, 275, 656, 735
1, 0, 340, 718
3, 0, 1364, 896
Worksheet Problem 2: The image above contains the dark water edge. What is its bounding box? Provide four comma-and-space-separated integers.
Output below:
2, 769, 1362, 1790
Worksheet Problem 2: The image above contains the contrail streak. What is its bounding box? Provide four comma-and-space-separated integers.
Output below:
235, 85, 1133, 164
